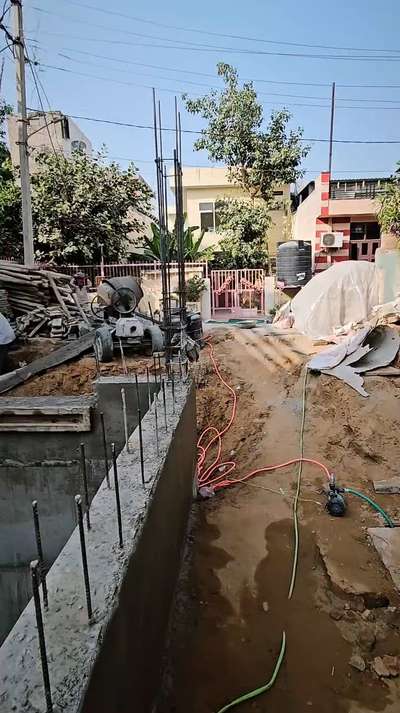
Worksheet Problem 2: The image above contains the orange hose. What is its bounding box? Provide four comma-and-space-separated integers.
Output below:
197, 338, 331, 492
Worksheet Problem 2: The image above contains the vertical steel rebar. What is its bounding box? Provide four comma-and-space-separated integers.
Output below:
153, 354, 158, 386
178, 354, 183, 380
137, 407, 145, 487
171, 370, 176, 414
121, 387, 130, 454
93, 348, 100, 379
32, 501, 48, 609
75, 495, 93, 622
111, 443, 123, 548
100, 412, 110, 488
134, 372, 141, 411
146, 366, 151, 410
161, 378, 168, 431
153, 392, 160, 456
157, 352, 162, 377
31, 560, 53, 712
118, 337, 128, 375
79, 443, 91, 530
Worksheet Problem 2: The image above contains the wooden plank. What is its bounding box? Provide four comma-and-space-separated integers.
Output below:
364, 367, 400, 377
0, 330, 95, 394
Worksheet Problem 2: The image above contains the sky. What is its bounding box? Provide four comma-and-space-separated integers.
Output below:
2, 0, 400, 193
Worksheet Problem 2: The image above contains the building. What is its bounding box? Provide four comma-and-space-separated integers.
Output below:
169, 167, 290, 257
7, 111, 92, 172
293, 171, 388, 271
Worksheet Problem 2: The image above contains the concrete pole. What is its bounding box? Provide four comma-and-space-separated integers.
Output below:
12, 0, 34, 267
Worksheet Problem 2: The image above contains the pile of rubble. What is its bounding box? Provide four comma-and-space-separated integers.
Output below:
0, 262, 90, 338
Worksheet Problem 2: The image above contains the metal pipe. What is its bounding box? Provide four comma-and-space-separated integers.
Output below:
79, 443, 91, 530
111, 443, 123, 548
75, 495, 93, 622
161, 378, 168, 431
31, 560, 53, 712
32, 501, 48, 609
137, 407, 145, 487
121, 387, 130, 453
100, 412, 110, 488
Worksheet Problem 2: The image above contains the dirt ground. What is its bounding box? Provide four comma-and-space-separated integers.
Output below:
9, 353, 157, 396
159, 327, 400, 713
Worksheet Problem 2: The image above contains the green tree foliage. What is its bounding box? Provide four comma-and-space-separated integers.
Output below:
32, 150, 153, 263
212, 198, 271, 269
379, 167, 400, 238
0, 101, 23, 260
184, 63, 308, 203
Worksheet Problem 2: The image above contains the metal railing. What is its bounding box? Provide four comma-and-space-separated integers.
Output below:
330, 179, 387, 200
56, 261, 208, 284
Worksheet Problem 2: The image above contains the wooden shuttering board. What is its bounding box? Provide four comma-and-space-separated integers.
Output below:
0, 395, 95, 432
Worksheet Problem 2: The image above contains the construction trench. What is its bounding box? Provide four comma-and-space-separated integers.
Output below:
1, 327, 400, 712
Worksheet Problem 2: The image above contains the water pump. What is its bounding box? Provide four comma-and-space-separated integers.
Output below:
326, 480, 347, 517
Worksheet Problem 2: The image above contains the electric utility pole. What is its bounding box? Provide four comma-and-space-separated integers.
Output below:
12, 0, 34, 266
328, 81, 336, 178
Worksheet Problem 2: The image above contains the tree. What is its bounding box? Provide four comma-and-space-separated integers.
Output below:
379, 167, 400, 239
184, 63, 308, 203
0, 101, 23, 260
32, 149, 153, 263
212, 198, 271, 269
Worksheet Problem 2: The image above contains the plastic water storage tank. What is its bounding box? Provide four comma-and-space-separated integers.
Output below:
276, 240, 312, 288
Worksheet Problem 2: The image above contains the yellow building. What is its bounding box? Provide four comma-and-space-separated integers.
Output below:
169, 167, 290, 257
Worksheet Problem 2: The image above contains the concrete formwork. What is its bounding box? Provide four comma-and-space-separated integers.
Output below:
0, 378, 196, 713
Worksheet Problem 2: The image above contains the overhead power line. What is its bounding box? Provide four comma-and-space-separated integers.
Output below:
47, 0, 400, 56
30, 7, 400, 62
33, 62, 400, 110
53, 48, 400, 104
37, 111, 400, 144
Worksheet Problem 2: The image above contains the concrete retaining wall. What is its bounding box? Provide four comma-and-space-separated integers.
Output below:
0, 379, 196, 713
0, 379, 157, 643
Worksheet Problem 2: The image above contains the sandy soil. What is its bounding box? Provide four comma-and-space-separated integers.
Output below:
159, 327, 400, 713
9, 354, 158, 396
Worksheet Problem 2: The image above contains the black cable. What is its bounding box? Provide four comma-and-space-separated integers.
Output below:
35, 1, 400, 56
28, 9, 400, 62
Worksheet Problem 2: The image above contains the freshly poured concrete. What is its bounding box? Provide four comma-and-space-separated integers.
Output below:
0, 379, 196, 713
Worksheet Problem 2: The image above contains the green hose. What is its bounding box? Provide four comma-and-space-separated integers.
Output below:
344, 487, 395, 528
215, 632, 286, 713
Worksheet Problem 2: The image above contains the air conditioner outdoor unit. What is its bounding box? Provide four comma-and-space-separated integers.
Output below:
321, 232, 344, 248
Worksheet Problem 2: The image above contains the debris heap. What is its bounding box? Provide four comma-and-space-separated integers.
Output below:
0, 262, 89, 338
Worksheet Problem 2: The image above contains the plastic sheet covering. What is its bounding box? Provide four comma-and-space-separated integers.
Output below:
289, 261, 380, 339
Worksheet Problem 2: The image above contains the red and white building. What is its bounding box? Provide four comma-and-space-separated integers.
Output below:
293, 171, 387, 271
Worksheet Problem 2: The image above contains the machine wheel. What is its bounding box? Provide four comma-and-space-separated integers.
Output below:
94, 326, 114, 363
144, 325, 164, 354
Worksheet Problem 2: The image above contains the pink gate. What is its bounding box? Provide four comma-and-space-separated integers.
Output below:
211, 269, 265, 318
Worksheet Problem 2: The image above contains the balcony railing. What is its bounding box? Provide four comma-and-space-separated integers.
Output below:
330, 179, 387, 200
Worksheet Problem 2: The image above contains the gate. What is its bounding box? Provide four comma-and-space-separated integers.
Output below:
210, 269, 265, 318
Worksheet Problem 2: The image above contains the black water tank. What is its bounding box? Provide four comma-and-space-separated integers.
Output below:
276, 240, 312, 287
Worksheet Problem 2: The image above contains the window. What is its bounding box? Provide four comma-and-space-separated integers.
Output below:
199, 201, 219, 231
71, 140, 87, 153
350, 222, 380, 241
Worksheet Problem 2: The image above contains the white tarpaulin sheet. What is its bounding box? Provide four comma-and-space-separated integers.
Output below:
289, 261, 380, 339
